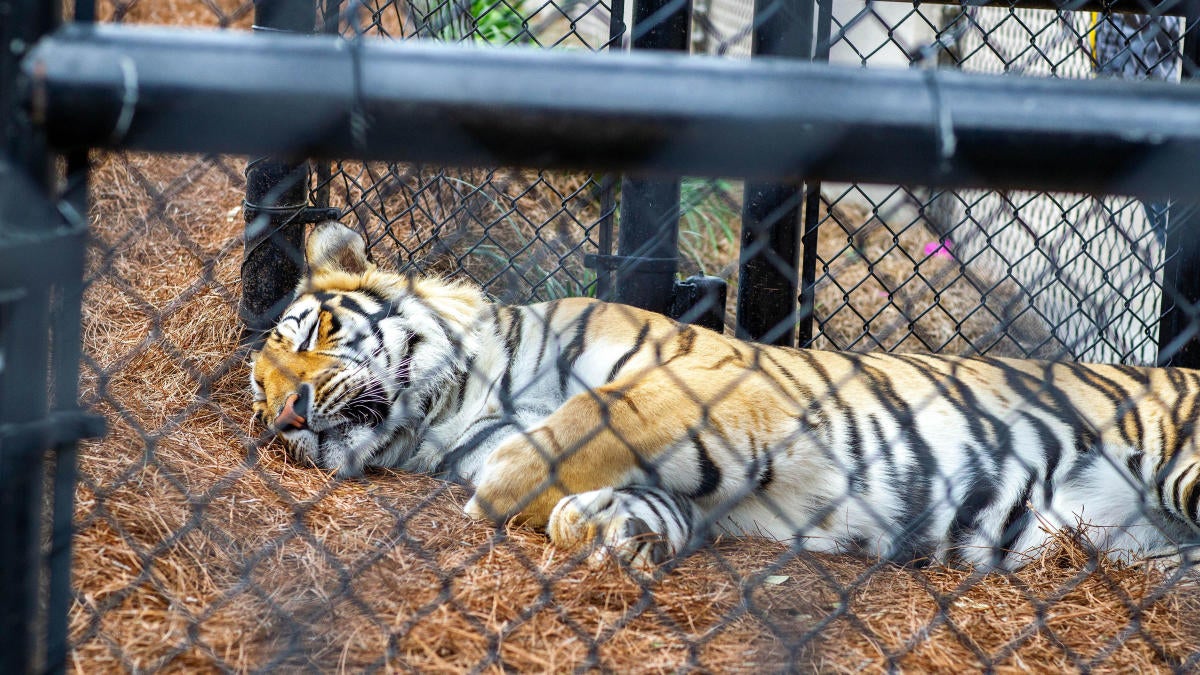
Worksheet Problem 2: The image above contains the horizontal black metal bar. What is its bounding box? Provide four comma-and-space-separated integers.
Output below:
584, 253, 678, 272
240, 203, 339, 224
0, 411, 107, 447
23, 24, 1200, 199
874, 0, 1191, 15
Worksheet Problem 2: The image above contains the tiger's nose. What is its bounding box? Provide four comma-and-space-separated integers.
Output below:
274, 386, 311, 431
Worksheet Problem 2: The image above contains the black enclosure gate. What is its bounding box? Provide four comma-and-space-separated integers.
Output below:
5, 0, 1200, 671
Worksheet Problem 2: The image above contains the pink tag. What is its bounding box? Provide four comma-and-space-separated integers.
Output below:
923, 240, 953, 259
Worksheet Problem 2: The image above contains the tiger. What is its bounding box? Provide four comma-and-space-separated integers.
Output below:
250, 221, 1200, 572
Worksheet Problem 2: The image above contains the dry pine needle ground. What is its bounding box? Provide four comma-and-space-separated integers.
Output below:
68, 149, 1200, 673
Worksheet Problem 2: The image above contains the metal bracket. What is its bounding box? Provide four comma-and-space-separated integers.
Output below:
584, 253, 677, 273
670, 275, 727, 333
241, 202, 341, 226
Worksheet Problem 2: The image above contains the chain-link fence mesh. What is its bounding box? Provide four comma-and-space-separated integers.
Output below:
696, 0, 1189, 364
14, 0, 1194, 671
318, 0, 620, 305
798, 2, 1184, 364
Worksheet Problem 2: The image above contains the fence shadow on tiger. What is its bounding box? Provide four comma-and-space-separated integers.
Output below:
249, 221, 1200, 574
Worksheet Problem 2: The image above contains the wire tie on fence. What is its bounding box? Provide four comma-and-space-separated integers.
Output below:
349, 30, 369, 153
56, 198, 85, 230
110, 56, 139, 145
923, 69, 956, 171
241, 201, 341, 226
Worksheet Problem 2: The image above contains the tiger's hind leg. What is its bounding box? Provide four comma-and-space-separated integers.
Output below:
546, 487, 696, 574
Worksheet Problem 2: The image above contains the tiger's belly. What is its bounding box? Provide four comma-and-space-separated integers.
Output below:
712, 442, 1177, 569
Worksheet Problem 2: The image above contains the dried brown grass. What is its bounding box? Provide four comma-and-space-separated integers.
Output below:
73, 150, 1200, 673
94, 0, 254, 28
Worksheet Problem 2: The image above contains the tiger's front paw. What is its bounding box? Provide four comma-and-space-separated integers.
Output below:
546, 488, 672, 574
463, 440, 564, 528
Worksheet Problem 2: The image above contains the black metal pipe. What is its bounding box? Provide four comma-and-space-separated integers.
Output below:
737, 184, 806, 344
43, 3, 95, 667
735, 0, 813, 345
3, 0, 58, 190
795, 183, 821, 347
1156, 203, 1200, 366
595, 176, 617, 300
0, 290, 49, 675
1155, 1, 1200, 367
23, 24, 1200, 200
0, 164, 53, 674
614, 179, 682, 312
0, 1, 62, 671
239, 159, 311, 339
238, 0, 320, 344
797, 0, 832, 348
592, 0, 628, 301
44, 265, 87, 675
41, 148, 90, 675
607, 0, 628, 48
312, 1, 343, 211
321, 0, 344, 34
613, 0, 690, 314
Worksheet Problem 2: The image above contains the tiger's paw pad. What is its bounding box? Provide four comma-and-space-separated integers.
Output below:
547, 488, 671, 575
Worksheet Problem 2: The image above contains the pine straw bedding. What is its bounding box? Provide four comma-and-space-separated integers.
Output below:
67, 150, 1200, 672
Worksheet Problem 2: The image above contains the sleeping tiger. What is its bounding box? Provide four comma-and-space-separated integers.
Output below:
250, 221, 1200, 572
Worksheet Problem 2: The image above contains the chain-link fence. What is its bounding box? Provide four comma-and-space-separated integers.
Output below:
3, 0, 1200, 671
688, 0, 1193, 365
318, 0, 622, 306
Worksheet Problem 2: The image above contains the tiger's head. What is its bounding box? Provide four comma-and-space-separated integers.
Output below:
250, 221, 487, 476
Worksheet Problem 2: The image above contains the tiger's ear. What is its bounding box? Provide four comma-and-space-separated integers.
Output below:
306, 221, 371, 276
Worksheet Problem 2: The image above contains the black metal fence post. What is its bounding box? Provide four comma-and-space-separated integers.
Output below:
0, 174, 52, 675
239, 0, 321, 344
240, 158, 312, 339
1155, 0, 1200, 367
796, 0, 831, 348
592, 0, 628, 301
609, 0, 692, 315
43, 3, 97, 664
2, 4, 100, 673
1, 3, 56, 673
734, 0, 815, 346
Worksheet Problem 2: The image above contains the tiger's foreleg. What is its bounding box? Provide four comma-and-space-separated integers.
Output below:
463, 374, 699, 528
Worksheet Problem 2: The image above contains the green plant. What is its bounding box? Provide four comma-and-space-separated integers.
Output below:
677, 178, 741, 276
429, 0, 529, 45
